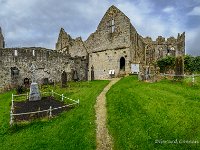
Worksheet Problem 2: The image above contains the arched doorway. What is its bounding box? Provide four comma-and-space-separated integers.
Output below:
120, 57, 125, 71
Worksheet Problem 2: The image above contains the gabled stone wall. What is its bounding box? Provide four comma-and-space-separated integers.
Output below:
85, 5, 131, 53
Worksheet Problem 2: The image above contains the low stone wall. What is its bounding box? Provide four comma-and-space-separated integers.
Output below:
0, 47, 88, 89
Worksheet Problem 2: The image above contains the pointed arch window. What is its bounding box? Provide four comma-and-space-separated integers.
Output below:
32, 49, 35, 56
14, 50, 18, 56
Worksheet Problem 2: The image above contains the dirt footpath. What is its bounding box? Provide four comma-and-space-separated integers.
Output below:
95, 78, 121, 150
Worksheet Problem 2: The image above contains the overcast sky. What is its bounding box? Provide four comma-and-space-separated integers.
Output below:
0, 0, 200, 55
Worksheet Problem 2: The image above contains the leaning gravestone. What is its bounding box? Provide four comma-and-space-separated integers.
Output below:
29, 63, 41, 101
61, 71, 67, 87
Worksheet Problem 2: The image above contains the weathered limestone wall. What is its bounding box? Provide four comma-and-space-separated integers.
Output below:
88, 48, 130, 80
0, 5, 185, 86
54, 5, 185, 80
85, 6, 131, 53
55, 28, 73, 52
85, 5, 133, 79
144, 32, 185, 66
0, 47, 88, 89
56, 29, 88, 58
0, 27, 5, 48
69, 37, 88, 58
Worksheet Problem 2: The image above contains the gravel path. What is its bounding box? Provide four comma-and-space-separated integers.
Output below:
95, 78, 121, 150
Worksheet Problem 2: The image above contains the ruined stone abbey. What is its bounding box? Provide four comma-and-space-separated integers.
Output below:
0, 5, 185, 90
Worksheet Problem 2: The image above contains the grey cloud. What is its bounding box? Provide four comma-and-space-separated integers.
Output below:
0, 0, 199, 55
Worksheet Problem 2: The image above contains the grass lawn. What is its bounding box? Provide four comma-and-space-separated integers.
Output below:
0, 80, 109, 150
107, 76, 200, 150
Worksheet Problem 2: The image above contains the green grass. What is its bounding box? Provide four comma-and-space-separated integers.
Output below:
107, 76, 200, 150
0, 80, 109, 150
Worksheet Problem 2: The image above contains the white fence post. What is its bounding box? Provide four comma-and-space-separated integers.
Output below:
11, 94, 14, 109
192, 74, 195, 85
77, 99, 79, 105
51, 90, 53, 97
12, 93, 14, 102
10, 110, 13, 126
62, 94, 64, 101
49, 106, 52, 118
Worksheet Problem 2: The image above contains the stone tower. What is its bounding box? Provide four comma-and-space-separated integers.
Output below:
0, 27, 5, 48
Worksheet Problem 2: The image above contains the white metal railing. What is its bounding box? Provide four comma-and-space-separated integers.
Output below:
10, 90, 79, 126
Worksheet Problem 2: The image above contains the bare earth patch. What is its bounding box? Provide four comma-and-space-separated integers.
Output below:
13, 96, 74, 121
95, 78, 121, 150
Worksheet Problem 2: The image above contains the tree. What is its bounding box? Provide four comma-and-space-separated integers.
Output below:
184, 55, 194, 73
193, 56, 200, 73
157, 56, 175, 73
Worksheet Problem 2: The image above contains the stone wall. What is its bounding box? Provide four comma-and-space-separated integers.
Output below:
69, 37, 88, 58
0, 47, 88, 90
85, 6, 131, 53
0, 27, 5, 48
0, 5, 185, 86
88, 48, 130, 80
53, 5, 185, 80
85, 5, 133, 79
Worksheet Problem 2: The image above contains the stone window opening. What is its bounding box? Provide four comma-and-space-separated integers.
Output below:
14, 50, 18, 56
120, 57, 125, 71
32, 49, 35, 56
111, 18, 115, 33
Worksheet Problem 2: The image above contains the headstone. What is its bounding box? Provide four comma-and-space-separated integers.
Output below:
61, 71, 67, 87
29, 83, 41, 101
24, 78, 30, 88
29, 63, 41, 101
91, 65, 94, 81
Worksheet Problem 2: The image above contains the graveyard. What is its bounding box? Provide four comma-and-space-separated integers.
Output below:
0, 75, 200, 149
0, 80, 109, 150
0, 1, 199, 149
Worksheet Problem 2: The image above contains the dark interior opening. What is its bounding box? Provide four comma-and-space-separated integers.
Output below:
120, 57, 125, 71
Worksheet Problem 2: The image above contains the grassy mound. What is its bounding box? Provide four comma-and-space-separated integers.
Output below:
0, 80, 109, 150
107, 76, 200, 150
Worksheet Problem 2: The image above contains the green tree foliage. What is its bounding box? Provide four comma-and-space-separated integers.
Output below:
157, 55, 200, 74
184, 55, 200, 73
184, 55, 194, 73
157, 56, 175, 73
193, 56, 200, 73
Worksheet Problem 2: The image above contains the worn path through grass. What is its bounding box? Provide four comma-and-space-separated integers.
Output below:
95, 78, 121, 150
0, 80, 109, 150
107, 76, 200, 150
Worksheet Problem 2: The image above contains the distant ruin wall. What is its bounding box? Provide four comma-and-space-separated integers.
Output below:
0, 47, 88, 90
